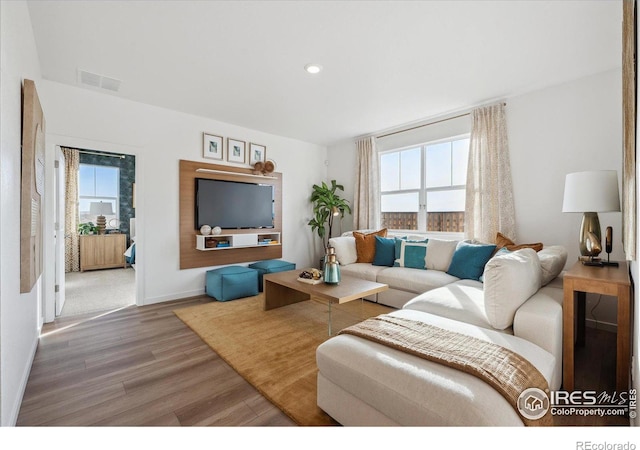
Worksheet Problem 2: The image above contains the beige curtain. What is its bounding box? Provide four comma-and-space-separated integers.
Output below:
62, 147, 80, 272
464, 103, 516, 243
622, 0, 636, 260
353, 137, 381, 230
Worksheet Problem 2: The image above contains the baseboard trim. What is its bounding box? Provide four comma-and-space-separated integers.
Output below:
585, 318, 617, 333
5, 328, 39, 426
143, 288, 205, 306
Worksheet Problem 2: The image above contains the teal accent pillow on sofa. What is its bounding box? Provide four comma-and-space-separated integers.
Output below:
372, 236, 396, 267
393, 237, 427, 265
396, 240, 428, 270
447, 241, 497, 281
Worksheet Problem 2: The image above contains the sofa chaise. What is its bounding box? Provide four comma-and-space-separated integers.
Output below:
316, 230, 568, 426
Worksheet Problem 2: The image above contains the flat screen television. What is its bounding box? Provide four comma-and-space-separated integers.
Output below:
195, 178, 274, 230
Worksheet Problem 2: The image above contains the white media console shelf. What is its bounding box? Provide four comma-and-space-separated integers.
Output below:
196, 232, 281, 251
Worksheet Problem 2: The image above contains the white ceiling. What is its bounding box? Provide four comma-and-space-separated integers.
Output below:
26, 0, 622, 146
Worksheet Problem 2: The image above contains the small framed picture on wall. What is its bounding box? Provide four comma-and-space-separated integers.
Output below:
227, 138, 246, 164
249, 143, 267, 165
203, 133, 224, 160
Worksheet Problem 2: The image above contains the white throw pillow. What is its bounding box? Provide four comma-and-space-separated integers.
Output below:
483, 248, 542, 330
425, 239, 458, 271
328, 236, 357, 265
538, 245, 568, 286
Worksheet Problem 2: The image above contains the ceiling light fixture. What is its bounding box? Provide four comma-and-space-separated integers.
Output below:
304, 64, 322, 74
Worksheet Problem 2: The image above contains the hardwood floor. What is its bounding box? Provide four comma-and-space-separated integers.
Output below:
17, 296, 295, 426
17, 296, 629, 427
554, 326, 630, 426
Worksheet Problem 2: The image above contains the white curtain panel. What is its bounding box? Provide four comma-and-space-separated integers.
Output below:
353, 136, 381, 231
464, 103, 516, 243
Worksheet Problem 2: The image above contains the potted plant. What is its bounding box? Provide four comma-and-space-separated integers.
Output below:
308, 180, 352, 251
78, 222, 97, 235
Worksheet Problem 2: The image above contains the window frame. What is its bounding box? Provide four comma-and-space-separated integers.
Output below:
379, 133, 470, 235
78, 163, 120, 229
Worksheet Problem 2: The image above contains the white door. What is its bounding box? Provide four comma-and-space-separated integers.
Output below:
54, 147, 66, 316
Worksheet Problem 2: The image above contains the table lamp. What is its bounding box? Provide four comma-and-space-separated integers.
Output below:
562, 170, 620, 263
90, 201, 114, 235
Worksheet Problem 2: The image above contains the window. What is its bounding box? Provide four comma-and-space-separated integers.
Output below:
78, 164, 119, 227
380, 135, 469, 232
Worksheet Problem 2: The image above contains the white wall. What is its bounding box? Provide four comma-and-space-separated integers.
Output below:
508, 69, 623, 328
38, 80, 327, 307
0, 1, 44, 426
327, 69, 623, 327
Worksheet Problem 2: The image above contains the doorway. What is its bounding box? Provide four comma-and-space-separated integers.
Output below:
55, 146, 137, 317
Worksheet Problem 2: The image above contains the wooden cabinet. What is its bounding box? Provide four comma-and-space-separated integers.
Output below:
80, 234, 127, 272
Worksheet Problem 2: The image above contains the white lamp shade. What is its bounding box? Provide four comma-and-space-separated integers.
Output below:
90, 201, 115, 216
562, 170, 621, 213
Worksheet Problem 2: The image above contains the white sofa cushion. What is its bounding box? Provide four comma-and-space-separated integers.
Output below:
328, 236, 357, 266
425, 238, 458, 271
538, 245, 568, 286
376, 267, 459, 294
316, 309, 556, 426
483, 248, 542, 330
339, 262, 388, 282
403, 279, 498, 332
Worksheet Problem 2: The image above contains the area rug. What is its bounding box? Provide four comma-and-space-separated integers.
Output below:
173, 294, 392, 426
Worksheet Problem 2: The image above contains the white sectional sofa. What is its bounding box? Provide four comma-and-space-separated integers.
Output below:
316, 231, 568, 426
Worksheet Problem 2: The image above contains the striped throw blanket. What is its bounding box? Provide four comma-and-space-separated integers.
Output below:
339, 315, 553, 426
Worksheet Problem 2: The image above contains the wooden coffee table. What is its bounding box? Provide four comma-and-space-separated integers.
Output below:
263, 269, 389, 335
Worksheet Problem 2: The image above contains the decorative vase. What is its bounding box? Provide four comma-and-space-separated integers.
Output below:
200, 224, 212, 235
323, 246, 341, 285
212, 226, 222, 235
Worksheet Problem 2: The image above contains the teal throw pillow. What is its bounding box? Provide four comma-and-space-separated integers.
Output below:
394, 236, 408, 260
393, 236, 427, 266
447, 241, 497, 281
396, 240, 428, 270
372, 236, 396, 267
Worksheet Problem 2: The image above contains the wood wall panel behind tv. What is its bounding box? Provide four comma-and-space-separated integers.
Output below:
179, 159, 282, 270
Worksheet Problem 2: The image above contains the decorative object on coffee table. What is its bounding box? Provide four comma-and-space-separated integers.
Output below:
308, 180, 352, 250
323, 247, 340, 284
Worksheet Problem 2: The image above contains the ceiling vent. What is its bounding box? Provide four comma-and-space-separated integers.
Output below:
77, 69, 122, 92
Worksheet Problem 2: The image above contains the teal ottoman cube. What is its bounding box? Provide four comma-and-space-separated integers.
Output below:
205, 266, 259, 301
249, 259, 297, 291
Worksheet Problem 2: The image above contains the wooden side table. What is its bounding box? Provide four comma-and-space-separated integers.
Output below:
562, 260, 632, 392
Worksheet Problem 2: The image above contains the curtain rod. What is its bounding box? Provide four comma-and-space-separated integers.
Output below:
375, 102, 507, 140
78, 149, 125, 159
